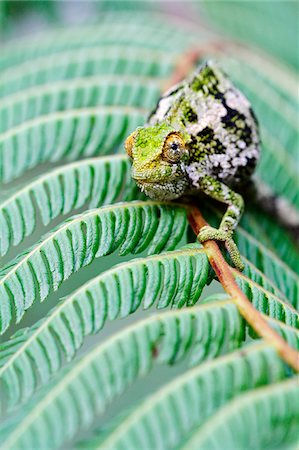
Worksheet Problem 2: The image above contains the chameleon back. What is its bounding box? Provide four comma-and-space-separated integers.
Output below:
148, 61, 260, 188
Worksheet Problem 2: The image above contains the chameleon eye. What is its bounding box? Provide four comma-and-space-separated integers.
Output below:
125, 132, 136, 158
163, 134, 186, 163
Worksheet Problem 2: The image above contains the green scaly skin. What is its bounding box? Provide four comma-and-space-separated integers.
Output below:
125, 61, 261, 271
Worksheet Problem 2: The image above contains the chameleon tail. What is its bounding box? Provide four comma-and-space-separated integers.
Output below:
244, 178, 299, 244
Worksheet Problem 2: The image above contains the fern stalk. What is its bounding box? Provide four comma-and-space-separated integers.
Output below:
188, 206, 299, 372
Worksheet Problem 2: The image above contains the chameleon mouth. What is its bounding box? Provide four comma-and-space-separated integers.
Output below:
135, 179, 187, 200
131, 167, 179, 184
132, 174, 177, 184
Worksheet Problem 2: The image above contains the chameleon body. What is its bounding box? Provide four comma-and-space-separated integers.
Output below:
125, 61, 260, 270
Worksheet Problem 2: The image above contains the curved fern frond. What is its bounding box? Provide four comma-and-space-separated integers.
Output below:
1, 242, 297, 414
236, 219, 299, 304
0, 246, 209, 412
0, 107, 146, 184
0, 155, 143, 256
0, 201, 187, 333
184, 378, 299, 450
73, 343, 287, 450
242, 258, 288, 301
234, 271, 298, 328
0, 46, 175, 98
0, 76, 160, 133
0, 18, 206, 70
223, 45, 296, 100
240, 206, 299, 276
0, 309, 286, 450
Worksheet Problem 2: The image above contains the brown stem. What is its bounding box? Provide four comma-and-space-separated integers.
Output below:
188, 206, 299, 372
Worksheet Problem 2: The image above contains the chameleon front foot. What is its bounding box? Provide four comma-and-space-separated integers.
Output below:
198, 226, 244, 271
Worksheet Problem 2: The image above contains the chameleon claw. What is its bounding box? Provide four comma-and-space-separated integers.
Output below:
198, 225, 244, 271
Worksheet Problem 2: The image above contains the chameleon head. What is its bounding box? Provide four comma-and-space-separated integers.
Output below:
125, 122, 190, 200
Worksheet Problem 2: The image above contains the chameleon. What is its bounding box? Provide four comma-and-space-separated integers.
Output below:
125, 60, 260, 271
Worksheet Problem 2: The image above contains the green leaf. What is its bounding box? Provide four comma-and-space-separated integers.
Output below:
221, 46, 296, 107
235, 271, 298, 329
1, 243, 297, 415
240, 206, 299, 277
0, 246, 209, 412
0, 155, 142, 256
184, 378, 299, 450
0, 306, 277, 450
242, 258, 288, 301
0, 107, 146, 183
0, 201, 187, 334
78, 343, 287, 450
0, 76, 161, 133
0, 17, 208, 70
0, 46, 176, 98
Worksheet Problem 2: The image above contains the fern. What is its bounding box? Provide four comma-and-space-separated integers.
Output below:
240, 205, 299, 274
0, 7, 298, 449
0, 77, 161, 133
89, 345, 291, 450
0, 107, 146, 183
0, 246, 209, 412
0, 155, 142, 256
0, 46, 176, 98
0, 17, 207, 70
234, 272, 298, 327
183, 378, 299, 450
0, 202, 187, 333
1, 246, 297, 415
0, 304, 295, 450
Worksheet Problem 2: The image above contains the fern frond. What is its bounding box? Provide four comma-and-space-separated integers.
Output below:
0, 307, 287, 450
0, 107, 146, 184
0, 18, 205, 71
222, 47, 296, 101
242, 258, 289, 301
0, 246, 209, 412
236, 218, 299, 304
0, 155, 142, 256
234, 271, 298, 328
73, 343, 287, 450
184, 378, 299, 450
241, 206, 299, 276
0, 201, 187, 333
0, 46, 176, 98
0, 76, 160, 133
1, 243, 297, 414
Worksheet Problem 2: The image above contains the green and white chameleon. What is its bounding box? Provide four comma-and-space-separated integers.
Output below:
125, 61, 260, 270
